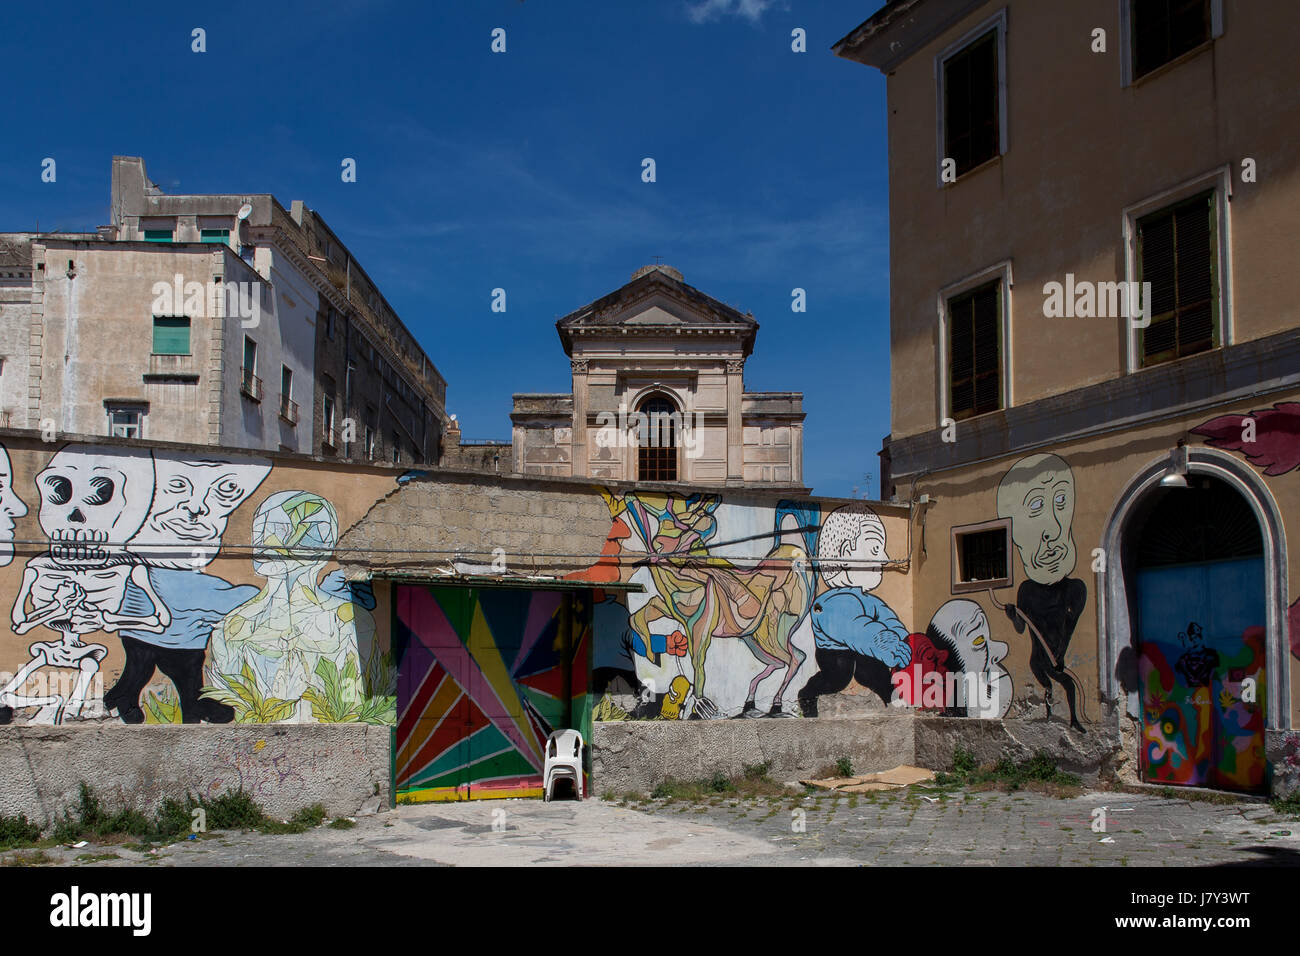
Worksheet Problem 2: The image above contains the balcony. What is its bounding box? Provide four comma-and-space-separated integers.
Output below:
279, 394, 298, 425
240, 368, 263, 402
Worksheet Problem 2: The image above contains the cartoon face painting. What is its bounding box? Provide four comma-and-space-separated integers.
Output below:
0, 444, 27, 567
996, 453, 1078, 585
129, 454, 271, 569
927, 599, 1012, 718
818, 502, 889, 591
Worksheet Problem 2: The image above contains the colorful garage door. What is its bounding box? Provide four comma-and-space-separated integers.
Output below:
393, 585, 591, 802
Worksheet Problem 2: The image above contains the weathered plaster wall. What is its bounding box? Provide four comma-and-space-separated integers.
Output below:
0, 724, 389, 822
591, 714, 915, 795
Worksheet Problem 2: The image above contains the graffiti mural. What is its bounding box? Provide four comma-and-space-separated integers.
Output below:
592, 492, 944, 720
1192, 402, 1300, 658
1136, 554, 1268, 792
925, 599, 1011, 718
393, 585, 590, 800
6, 445, 162, 723
106, 452, 271, 723
994, 454, 1088, 732
798, 503, 910, 716
204, 492, 387, 724
0, 441, 391, 726
604, 490, 817, 718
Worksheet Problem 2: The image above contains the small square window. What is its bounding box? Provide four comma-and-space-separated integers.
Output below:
951, 519, 1013, 593
107, 405, 144, 439
152, 316, 191, 355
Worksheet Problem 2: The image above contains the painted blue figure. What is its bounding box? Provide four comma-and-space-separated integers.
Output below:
104, 453, 271, 723
107, 569, 258, 722
797, 503, 911, 716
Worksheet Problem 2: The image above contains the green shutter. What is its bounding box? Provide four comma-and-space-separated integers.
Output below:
152, 316, 191, 355
200, 229, 229, 243
143, 229, 173, 243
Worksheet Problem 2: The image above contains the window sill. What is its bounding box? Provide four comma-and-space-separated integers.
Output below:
941, 153, 1004, 189
1128, 39, 1214, 88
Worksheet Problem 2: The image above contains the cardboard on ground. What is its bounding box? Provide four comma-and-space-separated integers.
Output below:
801, 765, 936, 793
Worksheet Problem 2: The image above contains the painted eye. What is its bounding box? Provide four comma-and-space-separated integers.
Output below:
1028, 496, 1045, 511
973, 637, 985, 647
215, 477, 242, 499
85, 476, 115, 506
1055, 493, 1067, 508
44, 475, 72, 505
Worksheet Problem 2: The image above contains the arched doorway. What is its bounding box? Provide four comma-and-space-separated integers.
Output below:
1126, 475, 1267, 792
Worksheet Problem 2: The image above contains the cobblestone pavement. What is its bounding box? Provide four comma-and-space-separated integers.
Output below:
10, 787, 1300, 867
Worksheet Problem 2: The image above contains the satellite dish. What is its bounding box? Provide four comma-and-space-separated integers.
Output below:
236, 204, 253, 221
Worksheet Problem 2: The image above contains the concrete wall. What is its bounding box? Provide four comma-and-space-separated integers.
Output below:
0, 236, 33, 430
0, 724, 389, 823
591, 714, 915, 794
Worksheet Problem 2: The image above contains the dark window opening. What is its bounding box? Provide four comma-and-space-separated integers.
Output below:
943, 29, 1000, 177
1138, 190, 1217, 367
959, 529, 1009, 584
1132, 0, 1211, 80
637, 396, 678, 482
947, 279, 1002, 420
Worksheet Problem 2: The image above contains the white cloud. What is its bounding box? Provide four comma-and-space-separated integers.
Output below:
685, 0, 783, 25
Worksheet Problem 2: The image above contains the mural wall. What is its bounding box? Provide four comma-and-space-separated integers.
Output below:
0, 439, 396, 726
589, 489, 1013, 721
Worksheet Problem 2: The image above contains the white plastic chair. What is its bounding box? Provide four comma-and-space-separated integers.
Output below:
544, 729, 585, 801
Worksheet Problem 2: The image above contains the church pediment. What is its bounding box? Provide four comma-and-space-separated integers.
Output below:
557, 264, 757, 355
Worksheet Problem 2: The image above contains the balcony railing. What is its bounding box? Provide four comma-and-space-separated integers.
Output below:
279, 394, 298, 425
240, 368, 263, 402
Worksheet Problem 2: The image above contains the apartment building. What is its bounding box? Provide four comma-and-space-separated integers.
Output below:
0, 156, 446, 463
836, 0, 1300, 792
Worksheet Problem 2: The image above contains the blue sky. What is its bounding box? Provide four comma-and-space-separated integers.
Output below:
0, 0, 890, 498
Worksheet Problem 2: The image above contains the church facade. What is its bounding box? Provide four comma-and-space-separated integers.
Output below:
508, 265, 807, 491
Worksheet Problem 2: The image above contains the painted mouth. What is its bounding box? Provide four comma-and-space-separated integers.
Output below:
157, 516, 218, 541
49, 528, 112, 566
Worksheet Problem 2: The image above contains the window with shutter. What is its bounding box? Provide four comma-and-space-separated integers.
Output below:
947, 280, 1002, 420
1137, 190, 1217, 367
1132, 0, 1211, 80
152, 316, 191, 355
943, 29, 1000, 177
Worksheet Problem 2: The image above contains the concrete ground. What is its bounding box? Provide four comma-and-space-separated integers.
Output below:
8, 785, 1300, 867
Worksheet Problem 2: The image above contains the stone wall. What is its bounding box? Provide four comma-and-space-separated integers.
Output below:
0, 724, 390, 824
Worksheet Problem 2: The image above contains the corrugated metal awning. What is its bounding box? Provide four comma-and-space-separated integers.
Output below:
362, 569, 644, 593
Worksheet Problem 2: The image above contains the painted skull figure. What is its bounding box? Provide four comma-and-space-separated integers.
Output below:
207, 491, 375, 722
5, 445, 168, 724
35, 445, 153, 567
